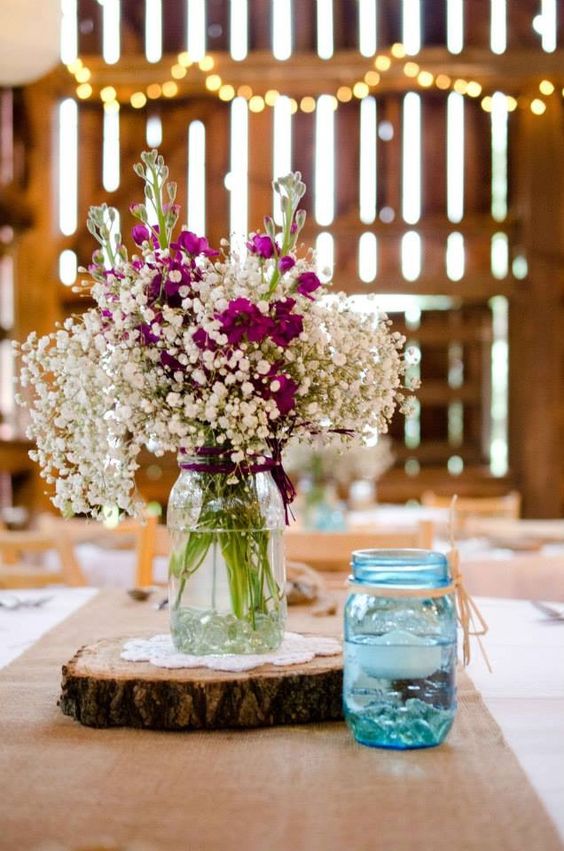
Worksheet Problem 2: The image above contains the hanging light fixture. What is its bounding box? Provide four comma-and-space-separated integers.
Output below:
0, 0, 60, 86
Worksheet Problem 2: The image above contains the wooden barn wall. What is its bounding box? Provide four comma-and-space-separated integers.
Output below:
0, 1, 563, 516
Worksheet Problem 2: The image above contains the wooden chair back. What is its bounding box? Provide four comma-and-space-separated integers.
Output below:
135, 519, 170, 586
421, 491, 521, 533
283, 521, 435, 572
0, 529, 85, 588
38, 512, 159, 588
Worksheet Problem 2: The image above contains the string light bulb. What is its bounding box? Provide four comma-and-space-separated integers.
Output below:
100, 86, 117, 102
530, 98, 546, 115
171, 64, 187, 79
364, 70, 380, 86
539, 80, 554, 96
75, 67, 91, 83
199, 56, 214, 71
336, 86, 353, 102
435, 74, 451, 90
453, 79, 468, 94
218, 84, 235, 101
403, 62, 420, 78
76, 83, 92, 99
130, 92, 147, 108
300, 96, 316, 112
353, 81, 369, 98
162, 81, 178, 97
466, 81, 482, 97
374, 55, 391, 71
205, 74, 222, 91
417, 71, 434, 87
147, 83, 162, 99
249, 95, 265, 112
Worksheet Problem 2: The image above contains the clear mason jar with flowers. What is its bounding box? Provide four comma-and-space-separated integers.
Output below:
18, 150, 415, 654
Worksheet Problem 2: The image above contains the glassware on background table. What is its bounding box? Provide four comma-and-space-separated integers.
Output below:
344, 549, 457, 749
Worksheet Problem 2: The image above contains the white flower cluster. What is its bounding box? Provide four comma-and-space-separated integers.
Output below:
17, 158, 413, 518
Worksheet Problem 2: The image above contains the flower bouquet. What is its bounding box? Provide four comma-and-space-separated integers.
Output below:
18, 150, 412, 654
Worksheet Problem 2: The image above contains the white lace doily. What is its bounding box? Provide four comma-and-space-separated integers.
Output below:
121, 632, 342, 672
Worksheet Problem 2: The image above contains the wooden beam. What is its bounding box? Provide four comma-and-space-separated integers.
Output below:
48, 48, 564, 101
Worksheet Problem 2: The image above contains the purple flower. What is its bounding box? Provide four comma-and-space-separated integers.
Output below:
269, 299, 303, 347
246, 233, 277, 259
173, 230, 219, 257
296, 271, 322, 299
278, 255, 295, 273
138, 314, 162, 344
160, 350, 184, 374
267, 373, 298, 415
147, 272, 162, 303
217, 298, 273, 345
164, 259, 191, 298
192, 327, 217, 351
131, 224, 150, 245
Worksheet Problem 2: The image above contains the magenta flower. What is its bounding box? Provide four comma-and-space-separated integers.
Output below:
278, 255, 295, 273
247, 233, 277, 259
192, 327, 217, 351
267, 373, 298, 415
269, 298, 303, 347
217, 298, 272, 345
137, 312, 162, 345
146, 271, 162, 303
131, 224, 150, 246
296, 271, 322, 299
173, 230, 219, 257
164, 259, 191, 300
160, 350, 185, 374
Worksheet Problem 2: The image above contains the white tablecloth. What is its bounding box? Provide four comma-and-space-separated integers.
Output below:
1, 590, 563, 841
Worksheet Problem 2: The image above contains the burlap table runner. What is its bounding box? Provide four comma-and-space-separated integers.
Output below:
0, 590, 561, 851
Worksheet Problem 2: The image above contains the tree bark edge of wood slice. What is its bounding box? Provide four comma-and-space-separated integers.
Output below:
59, 636, 344, 731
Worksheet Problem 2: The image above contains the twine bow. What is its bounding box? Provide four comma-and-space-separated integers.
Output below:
447, 496, 491, 670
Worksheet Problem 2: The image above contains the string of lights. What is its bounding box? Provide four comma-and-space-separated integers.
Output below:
65, 42, 562, 119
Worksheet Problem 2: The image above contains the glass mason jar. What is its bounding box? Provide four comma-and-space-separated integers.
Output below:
167, 452, 286, 655
344, 549, 457, 749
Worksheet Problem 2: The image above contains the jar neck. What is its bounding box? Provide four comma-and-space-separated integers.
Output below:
177, 448, 274, 476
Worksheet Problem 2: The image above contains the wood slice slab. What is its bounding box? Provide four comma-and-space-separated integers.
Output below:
60, 636, 344, 730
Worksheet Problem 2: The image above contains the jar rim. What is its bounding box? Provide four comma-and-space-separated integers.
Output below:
350, 548, 450, 589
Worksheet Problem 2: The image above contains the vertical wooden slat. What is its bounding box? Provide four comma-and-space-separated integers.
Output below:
204, 102, 229, 249
248, 108, 273, 231
509, 93, 564, 516
78, 0, 103, 54
248, 0, 272, 49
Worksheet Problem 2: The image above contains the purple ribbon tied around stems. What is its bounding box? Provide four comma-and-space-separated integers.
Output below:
179, 445, 296, 524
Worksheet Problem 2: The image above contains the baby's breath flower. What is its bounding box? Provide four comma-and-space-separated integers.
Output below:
17, 155, 413, 519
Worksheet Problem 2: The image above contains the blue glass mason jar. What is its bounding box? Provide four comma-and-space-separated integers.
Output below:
344, 549, 457, 749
